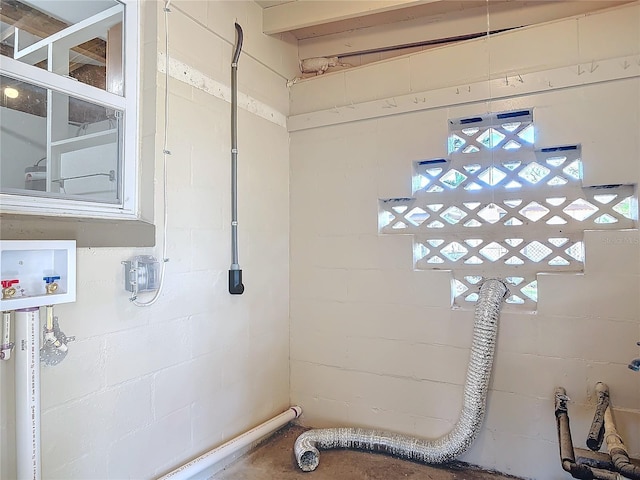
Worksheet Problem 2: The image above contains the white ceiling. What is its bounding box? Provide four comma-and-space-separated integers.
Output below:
255, 0, 293, 7
256, 0, 635, 60
22, 0, 117, 24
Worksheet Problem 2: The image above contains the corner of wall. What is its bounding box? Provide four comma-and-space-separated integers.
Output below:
138, 0, 159, 224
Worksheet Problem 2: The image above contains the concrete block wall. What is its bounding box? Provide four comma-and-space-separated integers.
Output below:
289, 4, 640, 479
0, 1, 295, 478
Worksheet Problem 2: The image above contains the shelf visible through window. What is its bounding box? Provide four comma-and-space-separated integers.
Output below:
0, 0, 138, 218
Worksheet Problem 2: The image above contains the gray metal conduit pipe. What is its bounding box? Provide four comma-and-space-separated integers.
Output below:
294, 279, 508, 472
228, 22, 244, 295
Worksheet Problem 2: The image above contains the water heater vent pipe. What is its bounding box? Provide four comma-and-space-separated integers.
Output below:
229, 22, 245, 295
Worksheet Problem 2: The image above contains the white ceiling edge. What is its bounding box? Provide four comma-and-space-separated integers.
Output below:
21, 0, 118, 25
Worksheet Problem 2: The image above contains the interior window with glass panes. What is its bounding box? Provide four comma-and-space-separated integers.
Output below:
0, 0, 138, 217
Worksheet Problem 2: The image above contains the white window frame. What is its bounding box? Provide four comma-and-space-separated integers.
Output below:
0, 0, 140, 220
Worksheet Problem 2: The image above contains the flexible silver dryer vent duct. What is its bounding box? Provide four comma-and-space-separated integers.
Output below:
294, 279, 508, 472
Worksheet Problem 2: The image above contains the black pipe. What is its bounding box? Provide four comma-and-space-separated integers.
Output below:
228, 22, 245, 295
587, 382, 609, 451
556, 388, 577, 465
610, 448, 640, 479
574, 448, 616, 470
555, 387, 619, 480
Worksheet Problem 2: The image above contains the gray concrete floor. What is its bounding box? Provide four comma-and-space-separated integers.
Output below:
212, 425, 524, 480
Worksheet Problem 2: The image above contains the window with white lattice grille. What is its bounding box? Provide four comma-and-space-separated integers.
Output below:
379, 109, 637, 308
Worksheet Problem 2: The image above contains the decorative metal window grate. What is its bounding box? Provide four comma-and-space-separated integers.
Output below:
379, 110, 637, 308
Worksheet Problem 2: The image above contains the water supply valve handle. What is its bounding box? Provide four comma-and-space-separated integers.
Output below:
43, 276, 60, 294
1, 279, 19, 300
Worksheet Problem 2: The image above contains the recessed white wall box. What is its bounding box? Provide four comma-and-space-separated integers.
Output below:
0, 240, 76, 310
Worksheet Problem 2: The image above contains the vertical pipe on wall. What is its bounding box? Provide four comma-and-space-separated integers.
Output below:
15, 307, 41, 480
603, 406, 640, 479
228, 22, 245, 295
587, 382, 609, 451
555, 387, 623, 480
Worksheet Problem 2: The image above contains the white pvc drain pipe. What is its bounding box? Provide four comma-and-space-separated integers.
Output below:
159, 406, 302, 480
15, 307, 41, 480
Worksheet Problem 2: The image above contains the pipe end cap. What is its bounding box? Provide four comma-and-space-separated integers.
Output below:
229, 269, 244, 295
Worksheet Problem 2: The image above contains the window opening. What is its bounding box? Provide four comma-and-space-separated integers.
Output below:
379, 109, 637, 309
0, 0, 138, 218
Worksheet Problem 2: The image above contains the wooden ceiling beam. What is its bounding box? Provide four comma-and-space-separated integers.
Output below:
262, 0, 437, 35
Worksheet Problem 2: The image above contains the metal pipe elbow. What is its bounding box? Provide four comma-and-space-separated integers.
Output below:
610, 448, 640, 479
562, 460, 593, 480
294, 432, 320, 472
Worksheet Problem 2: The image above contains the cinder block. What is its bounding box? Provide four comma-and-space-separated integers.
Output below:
491, 350, 588, 400
289, 72, 348, 115
536, 273, 590, 317
587, 362, 640, 410
107, 407, 191, 479
41, 337, 105, 410
345, 58, 411, 104
290, 326, 348, 367
584, 230, 640, 276
166, 12, 224, 81
487, 21, 578, 75
483, 390, 543, 438
42, 378, 153, 468
104, 317, 191, 386
578, 4, 640, 62
411, 343, 469, 385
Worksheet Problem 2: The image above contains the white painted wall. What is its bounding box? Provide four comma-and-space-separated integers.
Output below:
2, 2, 639, 480
289, 3, 640, 479
1, 0, 296, 478
0, 108, 46, 190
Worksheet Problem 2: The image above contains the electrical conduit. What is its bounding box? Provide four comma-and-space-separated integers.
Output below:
228, 22, 244, 295
294, 279, 508, 471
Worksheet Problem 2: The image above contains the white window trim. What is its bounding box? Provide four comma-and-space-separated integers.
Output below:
0, 0, 140, 220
